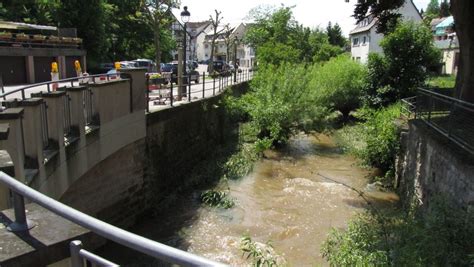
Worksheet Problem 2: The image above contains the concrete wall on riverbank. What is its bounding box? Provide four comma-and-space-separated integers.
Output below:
59, 82, 247, 228
396, 120, 474, 210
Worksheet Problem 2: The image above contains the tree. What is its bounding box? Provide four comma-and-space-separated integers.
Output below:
0, 0, 59, 25
439, 0, 450, 17
326, 22, 346, 47
353, 0, 474, 103
311, 55, 367, 119
140, 0, 180, 71
208, 9, 225, 72
57, 0, 107, 67
426, 0, 440, 17
222, 25, 233, 63
364, 22, 441, 106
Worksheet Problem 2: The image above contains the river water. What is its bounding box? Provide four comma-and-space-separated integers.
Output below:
100, 133, 398, 266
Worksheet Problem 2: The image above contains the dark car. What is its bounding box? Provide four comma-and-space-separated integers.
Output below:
161, 62, 199, 84
208, 60, 232, 76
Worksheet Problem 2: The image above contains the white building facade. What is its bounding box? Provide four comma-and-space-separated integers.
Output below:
349, 0, 422, 64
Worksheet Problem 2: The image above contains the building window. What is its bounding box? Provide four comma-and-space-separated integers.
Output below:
362, 36, 367, 45
353, 38, 359, 46
356, 57, 361, 62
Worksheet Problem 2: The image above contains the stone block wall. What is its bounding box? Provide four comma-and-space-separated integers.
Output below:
397, 120, 474, 210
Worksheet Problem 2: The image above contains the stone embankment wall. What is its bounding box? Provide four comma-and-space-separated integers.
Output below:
396, 120, 474, 210
60, 83, 247, 228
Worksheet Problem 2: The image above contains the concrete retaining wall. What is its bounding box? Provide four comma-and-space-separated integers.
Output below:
59, 82, 247, 227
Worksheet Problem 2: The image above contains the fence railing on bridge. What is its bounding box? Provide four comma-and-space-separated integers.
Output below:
415, 88, 474, 154
146, 68, 254, 112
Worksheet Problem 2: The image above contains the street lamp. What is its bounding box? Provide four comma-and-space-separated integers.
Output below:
181, 6, 190, 90
233, 37, 238, 83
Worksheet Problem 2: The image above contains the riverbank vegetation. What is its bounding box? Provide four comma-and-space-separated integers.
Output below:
322, 197, 474, 266
188, 5, 463, 266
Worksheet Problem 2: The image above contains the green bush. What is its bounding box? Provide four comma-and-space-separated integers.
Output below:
322, 197, 474, 266
200, 190, 235, 209
234, 63, 328, 150
322, 213, 389, 266
310, 55, 367, 118
356, 104, 401, 173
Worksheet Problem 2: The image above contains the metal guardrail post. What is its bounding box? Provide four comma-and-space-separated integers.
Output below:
70, 240, 83, 267
218, 76, 221, 92
447, 100, 456, 137
188, 74, 191, 102
8, 192, 35, 232
428, 93, 433, 122
170, 82, 174, 107
202, 72, 205, 99
146, 78, 150, 113
213, 76, 216, 96
0, 75, 4, 97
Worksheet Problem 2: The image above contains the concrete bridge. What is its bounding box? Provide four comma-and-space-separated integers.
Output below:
0, 68, 252, 266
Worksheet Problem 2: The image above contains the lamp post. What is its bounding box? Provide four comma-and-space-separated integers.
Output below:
233, 37, 238, 83
181, 6, 190, 96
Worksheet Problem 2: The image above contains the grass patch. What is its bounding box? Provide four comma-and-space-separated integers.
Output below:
427, 75, 456, 89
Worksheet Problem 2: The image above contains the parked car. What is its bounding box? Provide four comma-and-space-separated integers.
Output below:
133, 59, 156, 72
120, 61, 138, 69
160, 61, 199, 84
208, 60, 232, 76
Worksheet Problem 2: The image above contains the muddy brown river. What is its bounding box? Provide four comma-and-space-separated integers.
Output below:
100, 133, 398, 266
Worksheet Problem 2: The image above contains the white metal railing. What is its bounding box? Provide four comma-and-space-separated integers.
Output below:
0, 171, 226, 267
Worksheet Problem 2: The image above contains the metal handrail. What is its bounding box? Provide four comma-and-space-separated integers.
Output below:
70, 240, 118, 267
418, 88, 474, 109
147, 68, 254, 110
0, 73, 122, 100
416, 88, 474, 154
0, 172, 226, 267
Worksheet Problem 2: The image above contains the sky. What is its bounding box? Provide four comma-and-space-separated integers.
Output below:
172, 0, 431, 36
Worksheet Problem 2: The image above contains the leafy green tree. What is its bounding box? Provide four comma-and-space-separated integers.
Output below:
245, 6, 342, 65
311, 55, 367, 119
234, 63, 327, 149
426, 0, 441, 17
439, 0, 450, 17
313, 43, 344, 63
353, 0, 405, 34
57, 0, 107, 67
0, 0, 60, 25
326, 22, 346, 47
364, 22, 441, 106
